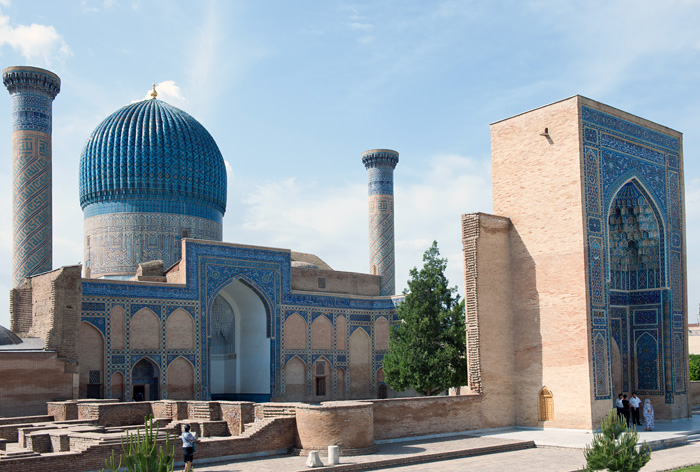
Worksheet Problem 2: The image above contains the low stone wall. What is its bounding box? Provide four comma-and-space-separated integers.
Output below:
0, 415, 52, 426
369, 394, 483, 440
0, 416, 296, 472
690, 381, 700, 408
48, 401, 78, 421
78, 401, 154, 426
220, 401, 254, 435
296, 401, 375, 454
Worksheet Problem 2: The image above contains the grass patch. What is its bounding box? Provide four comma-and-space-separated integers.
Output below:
671, 466, 700, 471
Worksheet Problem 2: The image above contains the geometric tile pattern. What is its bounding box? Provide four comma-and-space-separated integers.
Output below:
84, 211, 222, 276
582, 105, 686, 402
362, 149, 399, 296
3, 67, 60, 286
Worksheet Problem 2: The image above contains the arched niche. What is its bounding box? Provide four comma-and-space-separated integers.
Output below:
167, 357, 195, 400
111, 372, 124, 401
349, 328, 371, 399
285, 356, 307, 402
313, 357, 331, 399
131, 308, 160, 350
539, 387, 554, 421
374, 317, 390, 351
132, 358, 160, 401
79, 322, 104, 399
311, 315, 332, 350
284, 313, 307, 350
166, 309, 195, 350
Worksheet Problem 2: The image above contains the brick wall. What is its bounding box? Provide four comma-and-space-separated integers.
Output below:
491, 97, 595, 429
369, 395, 483, 440
296, 402, 374, 451
0, 351, 75, 417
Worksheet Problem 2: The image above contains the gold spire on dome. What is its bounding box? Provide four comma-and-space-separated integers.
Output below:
150, 83, 157, 99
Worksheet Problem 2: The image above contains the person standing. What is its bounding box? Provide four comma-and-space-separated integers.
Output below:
181, 424, 197, 472
615, 394, 624, 421
622, 394, 631, 426
643, 399, 655, 431
629, 392, 642, 426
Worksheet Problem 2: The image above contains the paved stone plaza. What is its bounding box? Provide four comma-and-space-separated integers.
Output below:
186, 416, 700, 472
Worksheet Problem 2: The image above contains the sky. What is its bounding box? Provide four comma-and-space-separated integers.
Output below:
1, 0, 700, 329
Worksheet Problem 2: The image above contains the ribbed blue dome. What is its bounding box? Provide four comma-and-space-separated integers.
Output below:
79, 99, 227, 215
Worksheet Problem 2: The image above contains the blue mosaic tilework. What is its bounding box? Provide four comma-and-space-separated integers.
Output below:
79, 99, 226, 214
636, 331, 660, 391
610, 311, 629, 392
582, 104, 685, 401
3, 67, 60, 134
111, 354, 125, 364
581, 106, 679, 151
84, 211, 222, 276
584, 127, 598, 144
362, 150, 399, 196
593, 331, 610, 398
601, 133, 665, 165
83, 316, 106, 335
668, 153, 679, 169
84, 198, 223, 221
83, 302, 106, 311
11, 133, 52, 285
633, 309, 658, 325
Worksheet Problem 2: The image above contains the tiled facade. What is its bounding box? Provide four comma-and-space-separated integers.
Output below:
581, 104, 686, 404
2, 66, 60, 286
80, 240, 397, 401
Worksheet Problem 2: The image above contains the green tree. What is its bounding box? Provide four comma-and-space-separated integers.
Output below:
583, 409, 651, 472
102, 415, 175, 472
382, 241, 467, 396
689, 354, 700, 381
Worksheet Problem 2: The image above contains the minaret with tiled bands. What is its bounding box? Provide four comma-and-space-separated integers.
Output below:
362, 149, 399, 296
3, 66, 60, 286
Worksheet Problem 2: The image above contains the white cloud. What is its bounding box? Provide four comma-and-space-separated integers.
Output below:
0, 14, 72, 65
347, 22, 374, 31
141, 80, 185, 103
224, 160, 233, 174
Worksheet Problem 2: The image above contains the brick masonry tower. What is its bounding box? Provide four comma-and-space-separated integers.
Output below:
362, 149, 398, 296
3, 66, 60, 286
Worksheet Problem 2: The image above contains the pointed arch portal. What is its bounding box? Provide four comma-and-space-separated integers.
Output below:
607, 179, 666, 397
210, 278, 271, 402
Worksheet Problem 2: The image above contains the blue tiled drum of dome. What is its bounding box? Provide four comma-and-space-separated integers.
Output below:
80, 98, 227, 277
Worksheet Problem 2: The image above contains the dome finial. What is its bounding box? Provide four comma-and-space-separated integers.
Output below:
150, 83, 157, 99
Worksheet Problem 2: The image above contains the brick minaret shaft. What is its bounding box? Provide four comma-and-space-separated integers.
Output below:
362, 149, 399, 296
3, 66, 60, 286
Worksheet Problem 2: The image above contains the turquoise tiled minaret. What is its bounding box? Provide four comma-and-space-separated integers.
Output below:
362, 149, 398, 296
3, 66, 60, 286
